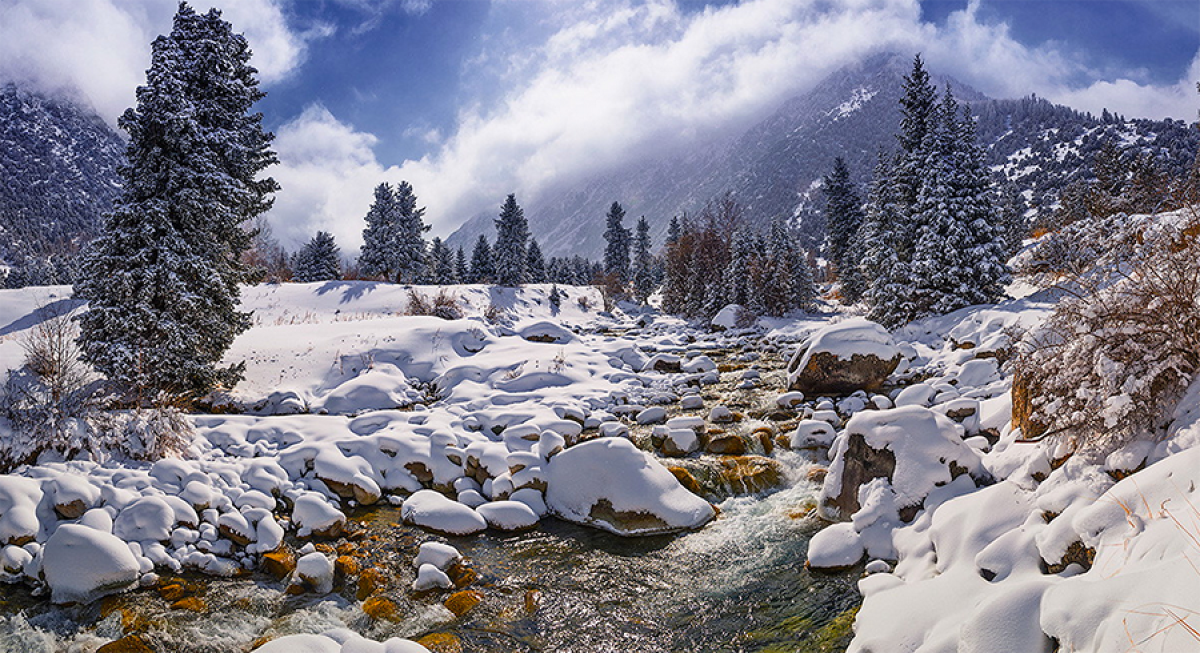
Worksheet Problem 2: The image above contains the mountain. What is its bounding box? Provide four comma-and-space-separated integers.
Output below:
0, 84, 125, 283
447, 53, 1198, 260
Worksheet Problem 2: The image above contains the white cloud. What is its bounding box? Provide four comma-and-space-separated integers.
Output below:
0, 0, 309, 123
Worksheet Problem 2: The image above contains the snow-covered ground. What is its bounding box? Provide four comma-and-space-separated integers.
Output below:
2, 273, 1200, 651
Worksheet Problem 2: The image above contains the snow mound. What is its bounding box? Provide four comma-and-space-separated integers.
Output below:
401, 490, 487, 536
43, 524, 141, 604
544, 438, 715, 535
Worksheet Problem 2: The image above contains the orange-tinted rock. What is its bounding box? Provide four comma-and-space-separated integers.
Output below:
416, 633, 464, 653
97, 635, 154, 653
443, 590, 483, 617
261, 546, 296, 580
362, 595, 402, 622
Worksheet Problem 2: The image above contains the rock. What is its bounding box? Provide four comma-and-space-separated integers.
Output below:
1011, 370, 1048, 440
443, 589, 484, 617
819, 406, 987, 523
705, 432, 747, 455
98, 635, 155, 653
806, 522, 864, 570
544, 438, 716, 536
43, 524, 141, 604
335, 555, 359, 577
261, 546, 296, 579
518, 320, 574, 344
776, 391, 805, 409
293, 552, 335, 594
413, 563, 454, 591
711, 304, 747, 331
417, 633, 464, 653
680, 395, 704, 410
671, 456, 785, 499
787, 319, 901, 394
894, 383, 936, 407
401, 490, 487, 536
171, 596, 207, 612
636, 406, 667, 425
667, 467, 704, 497
660, 428, 700, 457
642, 353, 682, 373
356, 567, 388, 601
414, 541, 461, 570
682, 355, 717, 374
476, 500, 539, 531
363, 595, 402, 622
708, 405, 735, 423
292, 493, 346, 539
789, 420, 837, 453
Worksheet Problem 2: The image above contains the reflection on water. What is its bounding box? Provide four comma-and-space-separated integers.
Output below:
0, 464, 859, 652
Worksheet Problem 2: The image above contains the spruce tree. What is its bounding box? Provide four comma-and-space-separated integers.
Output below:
631, 216, 655, 303
469, 234, 494, 283
358, 183, 399, 279
724, 229, 755, 308
454, 246, 469, 283
294, 231, 341, 282
603, 201, 631, 284
394, 181, 430, 283
493, 194, 529, 286
76, 3, 277, 402
822, 157, 866, 302
526, 238, 547, 283
428, 237, 456, 285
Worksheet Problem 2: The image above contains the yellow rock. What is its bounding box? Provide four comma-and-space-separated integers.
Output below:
443, 590, 483, 617
416, 633, 464, 653
362, 595, 402, 622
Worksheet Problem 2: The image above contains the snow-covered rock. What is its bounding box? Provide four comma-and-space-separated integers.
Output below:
476, 500, 539, 531
401, 490, 487, 536
413, 541, 460, 570
545, 438, 715, 535
42, 524, 141, 604
806, 522, 864, 570
294, 551, 335, 594
412, 563, 453, 591
787, 319, 901, 394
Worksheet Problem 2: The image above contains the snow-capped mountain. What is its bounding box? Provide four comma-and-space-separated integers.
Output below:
0, 84, 124, 271
447, 53, 1197, 259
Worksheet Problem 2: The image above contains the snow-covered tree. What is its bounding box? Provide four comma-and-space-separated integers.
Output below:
294, 231, 341, 282
631, 216, 655, 303
76, 3, 277, 402
428, 237, 456, 285
357, 180, 429, 284
822, 157, 866, 302
603, 201, 631, 284
469, 234, 494, 283
764, 217, 815, 315
724, 229, 756, 309
454, 246, 469, 283
526, 238, 547, 283
493, 194, 528, 286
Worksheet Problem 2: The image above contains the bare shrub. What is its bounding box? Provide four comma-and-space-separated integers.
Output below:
483, 302, 508, 323
406, 288, 462, 320
1012, 205, 1200, 454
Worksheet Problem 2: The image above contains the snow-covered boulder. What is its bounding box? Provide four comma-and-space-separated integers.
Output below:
413, 541, 460, 570
412, 563, 453, 591
518, 320, 574, 344
806, 522, 864, 570
787, 319, 901, 395
43, 524, 141, 604
476, 500, 539, 531
0, 477, 44, 545
294, 551, 335, 594
292, 493, 347, 538
400, 490, 487, 536
545, 438, 715, 536
710, 304, 747, 331
819, 406, 987, 523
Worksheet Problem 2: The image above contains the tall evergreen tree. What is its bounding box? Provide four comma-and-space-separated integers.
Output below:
822, 157, 866, 302
358, 183, 399, 279
764, 218, 815, 315
393, 181, 430, 283
603, 201, 631, 284
428, 237, 456, 285
631, 216, 655, 303
294, 231, 341, 282
469, 234, 494, 283
454, 246, 469, 283
666, 215, 681, 246
76, 3, 277, 402
526, 238, 547, 283
493, 194, 529, 286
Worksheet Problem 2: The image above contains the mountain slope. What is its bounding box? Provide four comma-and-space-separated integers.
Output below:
447, 53, 1198, 260
0, 84, 124, 278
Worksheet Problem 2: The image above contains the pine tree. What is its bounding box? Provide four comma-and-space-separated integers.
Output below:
603, 201, 631, 284
526, 238, 547, 283
294, 231, 341, 282
358, 183, 399, 279
454, 246, 469, 283
76, 3, 277, 402
428, 237, 456, 285
493, 194, 529, 286
394, 181, 430, 283
724, 229, 755, 308
764, 217, 815, 315
997, 183, 1027, 260
631, 216, 655, 303
666, 215, 681, 246
469, 234, 494, 283
822, 157, 866, 302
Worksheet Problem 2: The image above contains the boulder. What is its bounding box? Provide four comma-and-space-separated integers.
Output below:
819, 406, 987, 523
401, 490, 487, 536
787, 319, 901, 395
43, 524, 141, 604
544, 438, 715, 536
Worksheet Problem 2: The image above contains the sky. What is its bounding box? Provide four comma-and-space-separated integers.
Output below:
0, 0, 1197, 253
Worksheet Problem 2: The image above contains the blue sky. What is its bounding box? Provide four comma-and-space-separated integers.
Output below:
0, 0, 1196, 249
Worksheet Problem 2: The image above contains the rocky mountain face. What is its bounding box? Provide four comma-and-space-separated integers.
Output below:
447, 53, 1197, 259
0, 84, 124, 279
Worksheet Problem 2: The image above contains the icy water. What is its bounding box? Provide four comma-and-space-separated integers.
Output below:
0, 464, 860, 652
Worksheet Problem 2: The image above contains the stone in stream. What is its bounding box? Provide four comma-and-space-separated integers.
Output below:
787, 319, 901, 395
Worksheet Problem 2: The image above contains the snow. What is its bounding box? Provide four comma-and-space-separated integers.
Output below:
42, 524, 141, 604
476, 500, 539, 530
253, 633, 430, 653
413, 541, 460, 570
401, 490, 487, 536
793, 318, 899, 365
411, 563, 453, 591
806, 522, 863, 568
545, 438, 716, 535
295, 551, 335, 594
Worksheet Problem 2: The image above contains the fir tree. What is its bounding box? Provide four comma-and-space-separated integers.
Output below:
603, 201, 631, 284
631, 216, 655, 303
549, 284, 562, 312
666, 215, 681, 246
526, 238, 547, 283
294, 231, 341, 282
393, 181, 430, 283
358, 183, 399, 279
724, 229, 755, 308
469, 234, 494, 283
493, 194, 529, 286
454, 246, 469, 283
428, 237, 456, 285
764, 217, 815, 315
997, 183, 1027, 260
76, 3, 277, 402
822, 157, 866, 302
